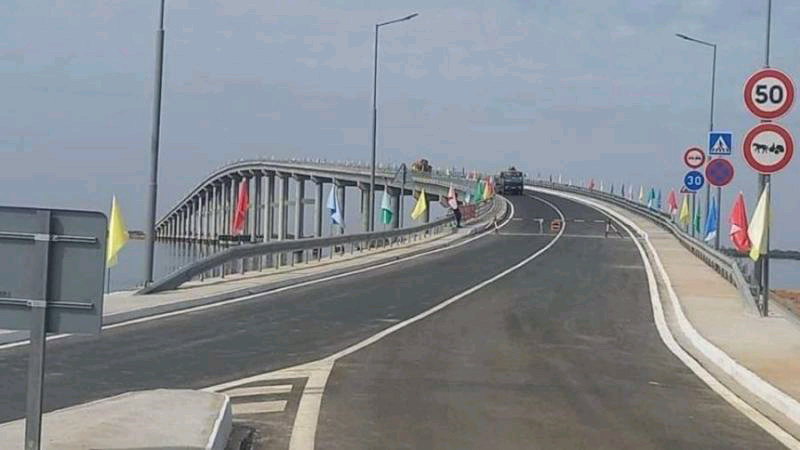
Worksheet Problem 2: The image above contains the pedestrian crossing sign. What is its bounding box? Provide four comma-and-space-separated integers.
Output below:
709, 132, 733, 155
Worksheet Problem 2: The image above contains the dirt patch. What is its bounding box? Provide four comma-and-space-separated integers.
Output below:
773, 290, 800, 318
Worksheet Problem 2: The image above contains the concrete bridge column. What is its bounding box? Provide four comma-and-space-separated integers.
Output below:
209, 184, 217, 241
293, 175, 307, 263
198, 195, 205, 241
388, 187, 400, 229
203, 189, 211, 241
188, 200, 195, 240
313, 178, 324, 237
277, 173, 289, 240
359, 183, 370, 232
336, 182, 346, 235
294, 175, 306, 240
253, 173, 262, 242
229, 177, 239, 237
264, 172, 275, 242
179, 208, 185, 240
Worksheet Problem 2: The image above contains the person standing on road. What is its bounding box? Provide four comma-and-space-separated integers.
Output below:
450, 191, 462, 228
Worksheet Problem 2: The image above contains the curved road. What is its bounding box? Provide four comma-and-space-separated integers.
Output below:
0, 194, 781, 449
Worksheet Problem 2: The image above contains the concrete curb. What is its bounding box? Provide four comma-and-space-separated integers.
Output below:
207, 394, 232, 450
531, 186, 800, 442
0, 214, 500, 347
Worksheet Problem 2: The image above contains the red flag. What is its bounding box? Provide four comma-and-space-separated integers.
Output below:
589, 178, 595, 190
667, 190, 678, 214
729, 191, 752, 252
232, 179, 249, 235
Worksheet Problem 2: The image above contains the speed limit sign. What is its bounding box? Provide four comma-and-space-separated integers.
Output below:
744, 68, 795, 120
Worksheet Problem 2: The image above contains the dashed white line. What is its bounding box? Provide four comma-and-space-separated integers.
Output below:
231, 400, 288, 415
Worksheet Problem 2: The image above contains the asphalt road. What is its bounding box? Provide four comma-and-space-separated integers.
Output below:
314, 192, 781, 449
0, 193, 781, 449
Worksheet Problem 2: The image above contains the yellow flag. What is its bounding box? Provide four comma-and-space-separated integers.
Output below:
411, 189, 428, 220
748, 182, 770, 261
106, 195, 129, 268
678, 194, 690, 225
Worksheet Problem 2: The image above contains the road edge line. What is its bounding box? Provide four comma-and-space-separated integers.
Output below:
529, 186, 800, 448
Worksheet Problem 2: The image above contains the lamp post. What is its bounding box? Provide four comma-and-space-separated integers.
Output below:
676, 32, 718, 248
143, 0, 167, 285
369, 12, 418, 231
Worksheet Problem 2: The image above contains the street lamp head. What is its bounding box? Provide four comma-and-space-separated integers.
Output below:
403, 13, 419, 21
675, 33, 690, 40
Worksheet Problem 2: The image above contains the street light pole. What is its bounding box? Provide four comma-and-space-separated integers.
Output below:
369, 12, 418, 231
143, 0, 167, 285
675, 33, 718, 247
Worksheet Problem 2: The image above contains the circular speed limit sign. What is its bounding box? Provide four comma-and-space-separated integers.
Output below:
744, 68, 795, 119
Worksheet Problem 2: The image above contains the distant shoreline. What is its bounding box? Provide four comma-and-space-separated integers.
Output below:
721, 248, 800, 261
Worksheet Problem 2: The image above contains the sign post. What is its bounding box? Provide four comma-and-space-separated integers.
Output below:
0, 206, 107, 450
742, 61, 795, 315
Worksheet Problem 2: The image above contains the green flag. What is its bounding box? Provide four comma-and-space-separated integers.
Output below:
380, 190, 392, 225
472, 181, 482, 203
694, 202, 702, 233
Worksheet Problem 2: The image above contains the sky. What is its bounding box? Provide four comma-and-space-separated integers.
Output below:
2, 0, 799, 248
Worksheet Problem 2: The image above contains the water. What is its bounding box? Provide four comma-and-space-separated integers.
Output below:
735, 257, 800, 290
109, 193, 448, 292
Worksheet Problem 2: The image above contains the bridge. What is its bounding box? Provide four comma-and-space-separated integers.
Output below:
1, 159, 799, 449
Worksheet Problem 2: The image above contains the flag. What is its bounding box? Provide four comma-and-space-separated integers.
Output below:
447, 184, 458, 209
748, 183, 770, 261
704, 198, 718, 243
558, 174, 563, 184
231, 179, 249, 235
589, 179, 595, 190
730, 191, 752, 252
667, 190, 678, 215
106, 195, 129, 268
657, 189, 662, 211
646, 188, 654, 209
411, 189, 428, 220
380, 189, 393, 225
638, 185, 644, 203
600, 180, 604, 192
472, 180, 482, 203
483, 177, 494, 200
610, 184, 615, 195
679, 194, 690, 225
621, 184, 626, 198
327, 186, 343, 225
694, 201, 702, 234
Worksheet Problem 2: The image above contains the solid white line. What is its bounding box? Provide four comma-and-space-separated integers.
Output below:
231, 400, 287, 415
0, 199, 515, 351
285, 195, 565, 450
225, 385, 293, 397
529, 187, 800, 448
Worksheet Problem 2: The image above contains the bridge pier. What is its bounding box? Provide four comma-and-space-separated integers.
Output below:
336, 182, 346, 235
388, 187, 400, 229
264, 172, 275, 243
313, 177, 324, 237
293, 175, 306, 263
359, 183, 370, 232
277, 173, 289, 240
253, 173, 262, 242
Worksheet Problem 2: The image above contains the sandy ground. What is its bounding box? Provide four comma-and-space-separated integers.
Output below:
774, 289, 800, 318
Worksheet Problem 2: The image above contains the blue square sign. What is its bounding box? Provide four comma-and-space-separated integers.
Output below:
709, 132, 733, 155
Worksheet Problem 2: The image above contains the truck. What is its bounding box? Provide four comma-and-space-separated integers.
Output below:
497, 167, 524, 195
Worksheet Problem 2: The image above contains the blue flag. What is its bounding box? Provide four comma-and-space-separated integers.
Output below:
704, 198, 718, 243
657, 189, 662, 210
326, 186, 343, 225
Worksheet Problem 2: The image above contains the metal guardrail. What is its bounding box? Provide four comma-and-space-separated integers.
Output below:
140, 197, 497, 294
527, 180, 763, 316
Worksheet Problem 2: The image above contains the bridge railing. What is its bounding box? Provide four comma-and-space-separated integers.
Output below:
526, 180, 762, 316
140, 197, 499, 294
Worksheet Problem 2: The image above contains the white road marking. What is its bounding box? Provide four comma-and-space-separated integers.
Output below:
225, 385, 293, 397
0, 199, 516, 351
530, 186, 800, 449
203, 195, 566, 449
231, 400, 288, 415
